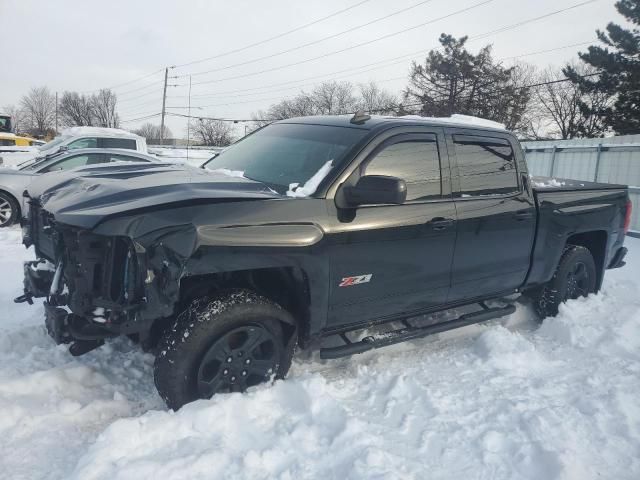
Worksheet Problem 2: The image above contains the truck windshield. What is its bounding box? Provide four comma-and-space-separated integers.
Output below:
203, 123, 366, 194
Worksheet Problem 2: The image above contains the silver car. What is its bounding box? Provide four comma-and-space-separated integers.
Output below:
0, 148, 158, 227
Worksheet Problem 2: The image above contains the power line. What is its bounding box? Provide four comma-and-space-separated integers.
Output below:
164, 40, 594, 106
119, 112, 162, 124
172, 0, 375, 69
163, 71, 602, 124
469, 0, 599, 42
190, 0, 494, 87
175, 0, 438, 78
187, 0, 596, 88
79, 68, 165, 94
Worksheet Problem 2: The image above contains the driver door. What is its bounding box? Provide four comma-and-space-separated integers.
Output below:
326, 130, 457, 328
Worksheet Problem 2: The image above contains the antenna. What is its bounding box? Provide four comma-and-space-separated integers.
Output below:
350, 110, 371, 125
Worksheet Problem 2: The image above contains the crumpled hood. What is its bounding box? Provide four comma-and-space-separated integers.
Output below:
26, 162, 280, 229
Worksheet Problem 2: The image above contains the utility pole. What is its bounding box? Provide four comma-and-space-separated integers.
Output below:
160, 67, 168, 145
186, 75, 192, 163
55, 91, 58, 135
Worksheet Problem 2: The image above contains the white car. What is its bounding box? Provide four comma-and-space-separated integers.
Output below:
0, 127, 147, 168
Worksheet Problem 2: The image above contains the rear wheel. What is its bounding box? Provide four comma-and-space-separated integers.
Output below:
529, 245, 597, 318
154, 290, 296, 410
0, 192, 18, 227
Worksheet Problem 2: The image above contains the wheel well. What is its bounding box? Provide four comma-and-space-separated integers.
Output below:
0, 189, 20, 218
566, 230, 607, 290
177, 267, 311, 341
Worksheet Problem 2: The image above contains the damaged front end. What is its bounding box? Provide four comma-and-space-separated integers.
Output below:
16, 201, 182, 355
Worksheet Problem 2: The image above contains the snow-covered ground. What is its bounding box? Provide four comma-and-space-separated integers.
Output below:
1, 227, 639, 480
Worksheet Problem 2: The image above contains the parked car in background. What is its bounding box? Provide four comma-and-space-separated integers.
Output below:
0, 149, 159, 227
0, 127, 147, 169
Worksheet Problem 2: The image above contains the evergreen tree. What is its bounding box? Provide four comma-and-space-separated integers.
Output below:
403, 34, 531, 131
564, 0, 640, 134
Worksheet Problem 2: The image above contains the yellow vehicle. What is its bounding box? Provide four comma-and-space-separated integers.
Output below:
0, 132, 45, 147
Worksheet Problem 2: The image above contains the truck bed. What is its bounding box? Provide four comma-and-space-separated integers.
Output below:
530, 176, 627, 192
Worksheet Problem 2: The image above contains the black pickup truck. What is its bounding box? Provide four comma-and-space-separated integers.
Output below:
16, 114, 631, 409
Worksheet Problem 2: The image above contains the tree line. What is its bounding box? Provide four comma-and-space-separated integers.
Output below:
5, 87, 120, 138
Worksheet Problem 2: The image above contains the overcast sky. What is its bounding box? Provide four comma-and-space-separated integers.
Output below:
1, 0, 620, 136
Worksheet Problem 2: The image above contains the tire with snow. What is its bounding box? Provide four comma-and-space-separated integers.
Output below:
529, 245, 597, 319
154, 290, 297, 410
0, 192, 19, 227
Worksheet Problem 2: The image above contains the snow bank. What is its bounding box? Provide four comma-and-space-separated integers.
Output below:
287, 160, 333, 197
1, 227, 640, 479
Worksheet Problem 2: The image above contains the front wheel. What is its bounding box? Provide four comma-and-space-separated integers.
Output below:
529, 245, 597, 318
0, 192, 18, 227
154, 290, 296, 410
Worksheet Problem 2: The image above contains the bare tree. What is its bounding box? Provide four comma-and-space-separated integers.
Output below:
59, 92, 94, 127
311, 81, 357, 114
535, 63, 611, 139
357, 82, 397, 115
134, 123, 172, 140
189, 119, 234, 146
20, 86, 56, 136
91, 89, 120, 128
2, 105, 25, 134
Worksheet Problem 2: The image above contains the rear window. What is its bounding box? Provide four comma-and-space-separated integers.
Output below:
100, 138, 137, 149
454, 135, 518, 196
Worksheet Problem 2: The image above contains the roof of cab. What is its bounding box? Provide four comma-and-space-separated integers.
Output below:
275, 114, 507, 132
61, 126, 143, 139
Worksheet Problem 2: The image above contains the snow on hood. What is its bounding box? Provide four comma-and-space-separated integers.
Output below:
287, 160, 333, 198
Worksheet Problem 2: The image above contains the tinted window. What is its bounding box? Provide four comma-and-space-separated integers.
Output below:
67, 137, 98, 149
0, 139, 15, 146
364, 139, 441, 201
100, 138, 137, 149
41, 153, 103, 173
454, 136, 518, 196
204, 123, 366, 193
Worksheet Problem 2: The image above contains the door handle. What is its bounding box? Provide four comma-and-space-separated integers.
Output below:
429, 217, 455, 230
514, 210, 533, 221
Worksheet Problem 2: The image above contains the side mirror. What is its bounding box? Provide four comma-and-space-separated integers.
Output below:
58, 145, 69, 152
344, 175, 407, 206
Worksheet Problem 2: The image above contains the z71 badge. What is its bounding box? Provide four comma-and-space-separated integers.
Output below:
339, 274, 373, 287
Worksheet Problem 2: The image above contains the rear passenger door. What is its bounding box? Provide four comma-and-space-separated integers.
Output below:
447, 130, 535, 303
327, 130, 457, 327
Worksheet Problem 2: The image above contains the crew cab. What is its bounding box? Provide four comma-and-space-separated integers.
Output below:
16, 114, 631, 409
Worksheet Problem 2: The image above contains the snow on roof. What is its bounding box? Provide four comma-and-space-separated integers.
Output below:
397, 114, 506, 130
61, 126, 142, 139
